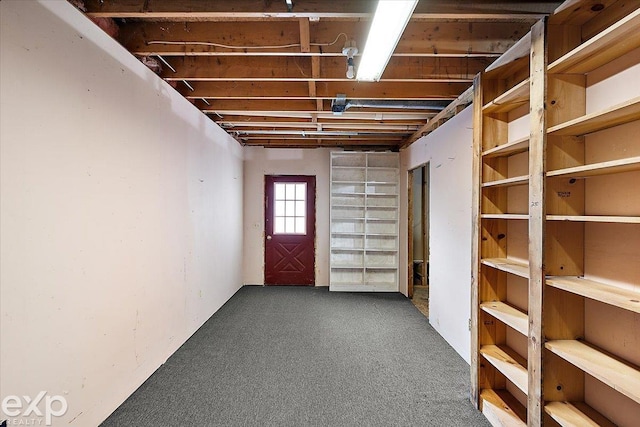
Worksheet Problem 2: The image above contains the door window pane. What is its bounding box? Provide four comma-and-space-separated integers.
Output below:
274, 182, 306, 235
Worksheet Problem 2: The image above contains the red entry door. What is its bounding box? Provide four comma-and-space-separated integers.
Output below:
265, 175, 316, 285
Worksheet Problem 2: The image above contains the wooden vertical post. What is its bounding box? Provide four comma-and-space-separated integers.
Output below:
527, 17, 547, 427
408, 169, 414, 299
470, 72, 484, 408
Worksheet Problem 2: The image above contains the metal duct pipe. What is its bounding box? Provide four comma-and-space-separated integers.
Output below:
346, 99, 448, 110
331, 94, 450, 115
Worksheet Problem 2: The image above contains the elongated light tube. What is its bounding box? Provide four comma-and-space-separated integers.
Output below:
357, 0, 418, 82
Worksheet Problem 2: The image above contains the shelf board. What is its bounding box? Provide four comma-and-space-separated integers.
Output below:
365, 193, 398, 197
482, 79, 530, 114
480, 345, 528, 395
545, 340, 640, 404
548, 8, 640, 75
366, 206, 398, 210
331, 265, 363, 269
547, 156, 640, 178
546, 276, 640, 314
332, 204, 364, 208
546, 215, 640, 223
332, 192, 366, 196
480, 389, 527, 427
367, 181, 397, 185
332, 180, 365, 184
330, 283, 397, 292
330, 248, 364, 252
480, 301, 528, 336
332, 166, 365, 169
365, 266, 398, 270
481, 214, 528, 220
364, 248, 398, 253
481, 258, 529, 279
547, 97, 640, 136
331, 232, 364, 236
545, 401, 616, 427
365, 217, 397, 222
482, 175, 528, 188
482, 137, 529, 159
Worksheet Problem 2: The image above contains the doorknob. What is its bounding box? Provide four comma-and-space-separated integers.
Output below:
266, 235, 272, 240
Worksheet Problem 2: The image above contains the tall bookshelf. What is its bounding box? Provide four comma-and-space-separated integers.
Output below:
472, 2, 640, 426
330, 152, 399, 292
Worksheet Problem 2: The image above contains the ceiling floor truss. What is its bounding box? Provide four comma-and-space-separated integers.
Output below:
79, 0, 561, 149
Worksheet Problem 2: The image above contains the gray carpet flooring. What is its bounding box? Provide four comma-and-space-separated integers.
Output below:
102, 286, 489, 426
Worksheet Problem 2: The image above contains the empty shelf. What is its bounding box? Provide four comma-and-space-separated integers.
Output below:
546, 215, 640, 224
545, 401, 615, 427
548, 9, 640, 74
482, 137, 529, 159
546, 276, 640, 314
480, 345, 528, 395
480, 301, 528, 336
545, 340, 640, 404
547, 97, 640, 136
480, 389, 527, 427
547, 156, 640, 178
483, 79, 530, 114
481, 258, 529, 278
482, 175, 528, 188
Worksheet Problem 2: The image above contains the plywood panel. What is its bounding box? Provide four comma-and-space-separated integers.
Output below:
507, 220, 529, 263
584, 223, 640, 289
585, 299, 640, 366
585, 375, 640, 427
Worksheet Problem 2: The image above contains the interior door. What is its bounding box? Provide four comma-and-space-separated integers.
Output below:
264, 175, 316, 285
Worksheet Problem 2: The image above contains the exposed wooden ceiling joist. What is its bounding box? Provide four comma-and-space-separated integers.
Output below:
118, 20, 530, 57
84, 0, 558, 21
182, 81, 466, 100
74, 0, 562, 150
160, 56, 488, 81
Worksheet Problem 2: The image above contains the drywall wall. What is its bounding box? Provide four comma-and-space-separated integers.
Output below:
400, 107, 474, 363
243, 147, 331, 286
0, 1, 243, 426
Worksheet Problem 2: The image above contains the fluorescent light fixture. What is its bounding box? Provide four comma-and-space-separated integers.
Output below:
357, 0, 418, 82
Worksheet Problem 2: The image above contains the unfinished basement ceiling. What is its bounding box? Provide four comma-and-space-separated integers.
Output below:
78, 0, 561, 150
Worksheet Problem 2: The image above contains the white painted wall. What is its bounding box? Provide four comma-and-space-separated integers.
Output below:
400, 107, 474, 363
0, 2, 243, 426
243, 147, 332, 286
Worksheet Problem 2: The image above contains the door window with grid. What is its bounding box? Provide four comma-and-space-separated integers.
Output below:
274, 183, 307, 234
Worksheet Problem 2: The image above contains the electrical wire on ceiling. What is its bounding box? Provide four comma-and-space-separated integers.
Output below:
146, 33, 348, 50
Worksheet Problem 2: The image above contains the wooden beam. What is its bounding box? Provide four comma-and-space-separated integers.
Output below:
184, 81, 465, 100
207, 110, 433, 120
212, 115, 427, 124
84, 0, 557, 20
469, 73, 483, 409
119, 20, 530, 57
527, 17, 547, 427
242, 139, 400, 147
161, 56, 487, 81
239, 135, 405, 141
218, 122, 421, 131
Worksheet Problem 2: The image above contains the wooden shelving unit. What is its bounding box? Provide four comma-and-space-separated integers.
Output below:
329, 152, 399, 292
472, 2, 640, 426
